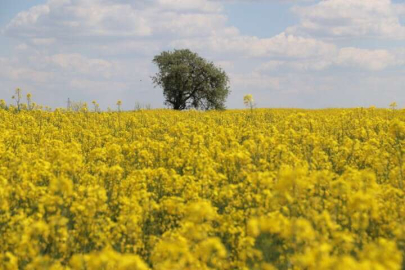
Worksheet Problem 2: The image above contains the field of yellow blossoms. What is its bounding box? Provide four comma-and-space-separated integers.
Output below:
1, 106, 405, 269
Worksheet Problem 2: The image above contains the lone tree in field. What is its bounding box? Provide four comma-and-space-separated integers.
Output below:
152, 49, 230, 110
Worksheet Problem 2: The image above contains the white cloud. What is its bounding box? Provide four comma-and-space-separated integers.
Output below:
288, 0, 405, 39
257, 59, 332, 72
335, 47, 396, 71
215, 60, 235, 70
2, 0, 405, 109
93, 41, 161, 56
4, 0, 335, 61
216, 0, 315, 2
157, 0, 222, 12
69, 79, 127, 94
231, 72, 280, 90
0, 52, 122, 85
4, 0, 229, 45
5, 1, 152, 40
16, 43, 29, 50
0, 58, 54, 83
31, 38, 56, 45
0, 51, 155, 108
257, 47, 400, 72
45, 54, 115, 78
172, 32, 337, 59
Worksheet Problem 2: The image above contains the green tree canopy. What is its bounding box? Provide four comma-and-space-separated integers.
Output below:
152, 49, 230, 110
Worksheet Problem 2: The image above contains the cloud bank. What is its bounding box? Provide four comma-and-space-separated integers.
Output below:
1, 0, 405, 108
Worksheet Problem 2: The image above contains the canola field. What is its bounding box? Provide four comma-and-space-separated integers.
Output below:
1, 108, 405, 270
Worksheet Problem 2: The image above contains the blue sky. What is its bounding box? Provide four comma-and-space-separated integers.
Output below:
1, 0, 405, 109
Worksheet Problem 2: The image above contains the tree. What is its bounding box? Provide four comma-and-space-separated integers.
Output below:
152, 49, 230, 110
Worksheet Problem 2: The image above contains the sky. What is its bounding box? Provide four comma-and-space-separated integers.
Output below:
1, 0, 405, 110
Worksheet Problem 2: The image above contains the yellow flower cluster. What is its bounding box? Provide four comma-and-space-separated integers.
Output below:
1, 107, 405, 269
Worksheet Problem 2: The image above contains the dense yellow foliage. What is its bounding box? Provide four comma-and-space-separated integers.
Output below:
1, 107, 405, 269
